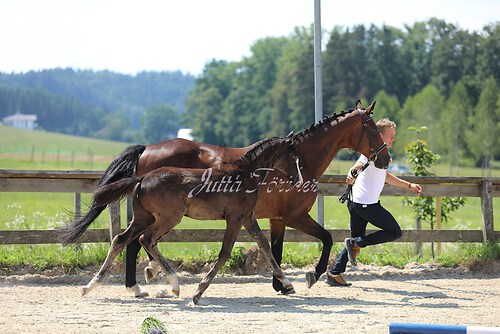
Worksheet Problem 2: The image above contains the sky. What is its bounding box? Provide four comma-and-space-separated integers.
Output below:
1, 0, 499, 76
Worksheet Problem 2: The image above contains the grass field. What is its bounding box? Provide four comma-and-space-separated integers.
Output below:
0, 125, 498, 271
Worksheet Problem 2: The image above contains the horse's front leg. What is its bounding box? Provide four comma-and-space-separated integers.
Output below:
245, 216, 294, 294
193, 219, 242, 305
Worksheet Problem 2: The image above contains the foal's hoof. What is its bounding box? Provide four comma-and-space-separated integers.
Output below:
192, 295, 201, 305
81, 286, 90, 296
280, 286, 296, 295
144, 267, 155, 283
305, 272, 318, 288
155, 289, 169, 298
172, 289, 180, 297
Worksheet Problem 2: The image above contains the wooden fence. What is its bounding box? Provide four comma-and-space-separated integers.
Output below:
0, 169, 498, 245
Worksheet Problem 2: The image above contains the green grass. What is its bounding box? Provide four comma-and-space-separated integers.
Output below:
0, 126, 499, 272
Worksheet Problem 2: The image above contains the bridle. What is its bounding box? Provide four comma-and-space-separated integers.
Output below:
352, 109, 387, 163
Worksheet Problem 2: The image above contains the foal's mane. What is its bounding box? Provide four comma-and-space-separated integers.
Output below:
235, 136, 286, 168
293, 108, 356, 144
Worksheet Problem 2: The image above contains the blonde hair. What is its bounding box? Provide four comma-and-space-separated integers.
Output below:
376, 118, 396, 133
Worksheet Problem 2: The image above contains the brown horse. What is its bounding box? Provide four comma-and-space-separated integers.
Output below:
62, 101, 391, 296
77, 136, 302, 305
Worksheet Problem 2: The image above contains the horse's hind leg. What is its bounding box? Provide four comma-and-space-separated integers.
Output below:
244, 216, 294, 294
269, 218, 290, 293
283, 213, 333, 288
193, 217, 243, 305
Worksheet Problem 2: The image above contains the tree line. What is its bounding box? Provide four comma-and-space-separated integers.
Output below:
184, 19, 500, 169
0, 68, 195, 142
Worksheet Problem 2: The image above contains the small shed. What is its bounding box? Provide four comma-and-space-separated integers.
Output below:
2, 112, 37, 130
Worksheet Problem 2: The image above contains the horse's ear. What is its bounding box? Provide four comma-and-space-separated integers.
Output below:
356, 100, 363, 110
365, 101, 377, 114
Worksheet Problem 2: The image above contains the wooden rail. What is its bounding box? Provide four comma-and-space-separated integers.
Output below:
0, 169, 498, 245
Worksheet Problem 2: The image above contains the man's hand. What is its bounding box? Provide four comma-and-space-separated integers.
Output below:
409, 183, 422, 195
346, 168, 358, 185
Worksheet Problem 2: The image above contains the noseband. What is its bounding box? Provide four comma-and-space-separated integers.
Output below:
354, 109, 387, 163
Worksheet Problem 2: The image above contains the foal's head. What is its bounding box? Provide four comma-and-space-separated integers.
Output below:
237, 136, 302, 187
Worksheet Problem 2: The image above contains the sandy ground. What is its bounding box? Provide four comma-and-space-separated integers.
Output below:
1, 263, 499, 334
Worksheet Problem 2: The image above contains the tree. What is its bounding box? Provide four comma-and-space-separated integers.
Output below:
141, 104, 181, 143
439, 81, 471, 173
404, 126, 465, 257
396, 84, 445, 157
465, 76, 500, 173
184, 60, 235, 144
372, 90, 401, 124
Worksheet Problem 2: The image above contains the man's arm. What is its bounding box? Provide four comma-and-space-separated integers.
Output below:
385, 171, 422, 195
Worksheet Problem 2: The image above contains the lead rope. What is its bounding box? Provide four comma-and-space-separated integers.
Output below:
338, 160, 370, 210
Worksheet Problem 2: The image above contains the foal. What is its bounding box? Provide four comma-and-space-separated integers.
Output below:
80, 136, 302, 304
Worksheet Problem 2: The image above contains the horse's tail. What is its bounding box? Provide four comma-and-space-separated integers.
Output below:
61, 145, 146, 246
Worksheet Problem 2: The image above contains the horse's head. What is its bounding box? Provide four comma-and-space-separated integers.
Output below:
351, 100, 391, 169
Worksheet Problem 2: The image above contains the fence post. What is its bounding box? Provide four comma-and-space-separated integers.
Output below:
108, 201, 121, 243
436, 196, 441, 256
74, 193, 81, 220
317, 194, 324, 227
480, 180, 495, 243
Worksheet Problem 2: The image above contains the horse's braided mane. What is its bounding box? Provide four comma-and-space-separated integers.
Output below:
293, 107, 355, 143
233, 107, 356, 167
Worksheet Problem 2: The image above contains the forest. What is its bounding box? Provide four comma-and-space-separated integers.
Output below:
1, 18, 499, 168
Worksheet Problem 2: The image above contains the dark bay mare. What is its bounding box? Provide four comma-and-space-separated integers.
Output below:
76, 136, 302, 304
62, 101, 391, 296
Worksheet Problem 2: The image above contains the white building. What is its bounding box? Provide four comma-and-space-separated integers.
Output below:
177, 128, 193, 140
3, 112, 37, 130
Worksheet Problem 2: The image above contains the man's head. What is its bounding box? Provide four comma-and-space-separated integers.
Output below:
376, 118, 396, 149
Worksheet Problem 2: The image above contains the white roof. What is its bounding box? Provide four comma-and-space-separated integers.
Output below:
3, 113, 37, 122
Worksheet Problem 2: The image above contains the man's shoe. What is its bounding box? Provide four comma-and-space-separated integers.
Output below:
326, 273, 351, 287
345, 237, 361, 266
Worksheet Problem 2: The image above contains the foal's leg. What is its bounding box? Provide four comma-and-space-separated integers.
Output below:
139, 217, 182, 298
193, 217, 243, 305
82, 218, 151, 296
244, 216, 294, 293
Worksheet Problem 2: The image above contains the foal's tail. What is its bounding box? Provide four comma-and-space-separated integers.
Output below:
92, 176, 142, 207
61, 145, 146, 246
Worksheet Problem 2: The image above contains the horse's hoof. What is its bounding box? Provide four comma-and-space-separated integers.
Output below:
305, 272, 317, 288
127, 284, 149, 298
172, 289, 180, 297
280, 286, 296, 295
